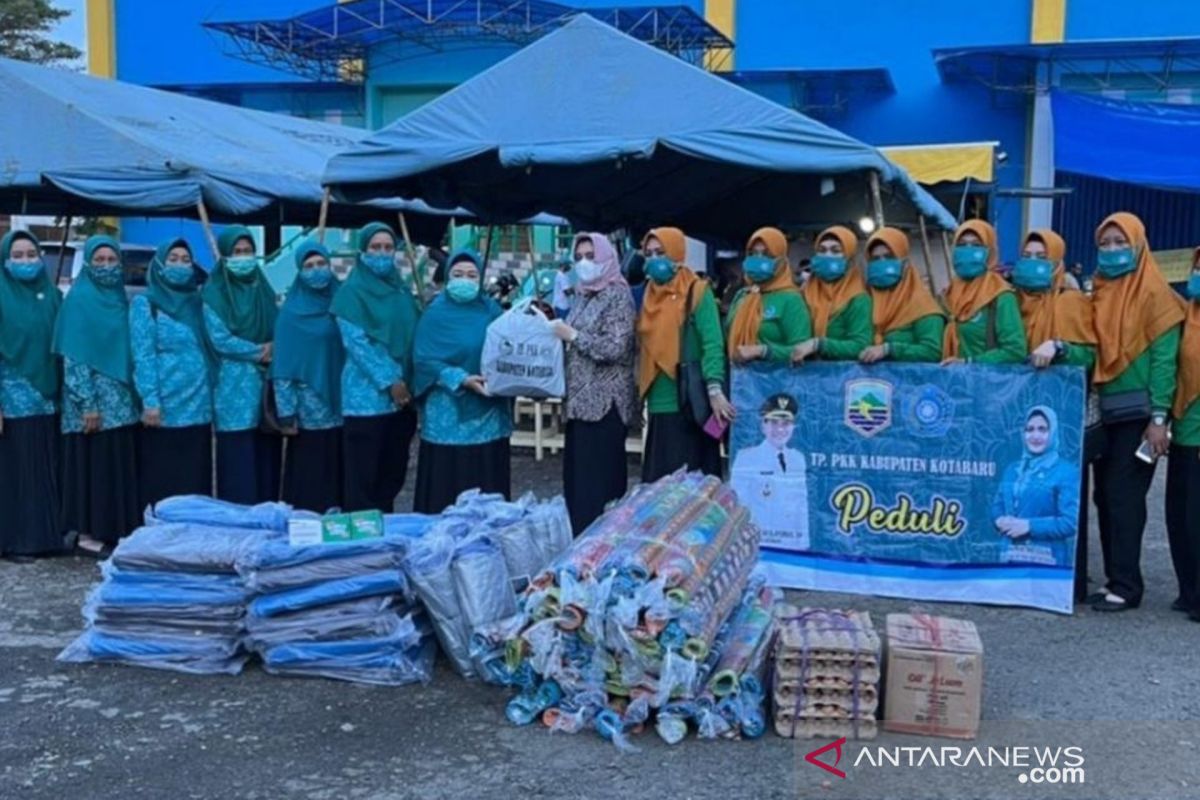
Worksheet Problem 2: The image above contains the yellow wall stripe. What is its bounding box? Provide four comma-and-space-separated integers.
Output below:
86, 0, 115, 77
705, 0, 735, 71
1030, 0, 1066, 44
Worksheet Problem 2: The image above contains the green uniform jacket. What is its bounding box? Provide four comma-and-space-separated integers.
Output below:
882, 314, 946, 363
816, 294, 872, 361
951, 292, 1028, 364
1098, 327, 1181, 416
725, 289, 811, 363
646, 285, 726, 414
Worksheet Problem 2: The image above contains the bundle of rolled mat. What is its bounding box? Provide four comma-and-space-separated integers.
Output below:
471, 470, 767, 750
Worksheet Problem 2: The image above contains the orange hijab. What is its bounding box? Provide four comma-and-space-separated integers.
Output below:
865, 227, 942, 344
1173, 246, 1200, 418
803, 225, 867, 337
726, 227, 798, 356
1015, 229, 1096, 349
637, 227, 702, 396
1091, 212, 1187, 385
942, 219, 1014, 358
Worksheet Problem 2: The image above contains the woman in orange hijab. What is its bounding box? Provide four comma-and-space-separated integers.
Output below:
791, 226, 871, 363
726, 227, 810, 363
1165, 246, 1200, 622
1089, 212, 1186, 613
941, 220, 1027, 365
636, 227, 732, 482
857, 227, 944, 363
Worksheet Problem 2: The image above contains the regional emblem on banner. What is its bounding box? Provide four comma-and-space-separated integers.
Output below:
844, 378, 892, 437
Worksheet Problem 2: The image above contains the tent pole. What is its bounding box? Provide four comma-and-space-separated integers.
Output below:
868, 170, 885, 228
56, 215, 73, 285
317, 187, 331, 244
397, 212, 426, 305
939, 230, 955, 293
917, 215, 938, 292
195, 199, 221, 265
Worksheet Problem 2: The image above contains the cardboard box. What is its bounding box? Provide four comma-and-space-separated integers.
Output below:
349, 510, 384, 540
883, 613, 983, 739
320, 513, 355, 543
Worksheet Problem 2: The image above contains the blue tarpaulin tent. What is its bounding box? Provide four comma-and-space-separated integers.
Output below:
1052, 89, 1200, 194
0, 56, 460, 238
323, 15, 955, 239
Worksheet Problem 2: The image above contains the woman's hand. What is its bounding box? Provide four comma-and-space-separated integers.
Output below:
734, 344, 766, 364
389, 381, 412, 408
1030, 340, 1057, 369
790, 338, 819, 365
463, 375, 489, 396
940, 356, 965, 366
710, 390, 736, 424
1144, 420, 1171, 458
549, 320, 577, 343
859, 344, 888, 364
83, 412, 101, 435
142, 408, 162, 428
259, 342, 274, 365
995, 516, 1031, 538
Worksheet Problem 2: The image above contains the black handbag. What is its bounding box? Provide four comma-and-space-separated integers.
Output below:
258, 374, 286, 436
676, 282, 712, 429
1098, 389, 1151, 425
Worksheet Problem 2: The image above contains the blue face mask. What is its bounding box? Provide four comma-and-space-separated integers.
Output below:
362, 252, 395, 277
866, 258, 903, 289
742, 254, 776, 283
225, 256, 258, 277
89, 265, 124, 287
161, 264, 194, 287
645, 256, 677, 285
300, 266, 333, 290
1186, 272, 1200, 301
811, 254, 848, 283
1012, 257, 1053, 292
446, 276, 480, 303
1096, 248, 1136, 279
952, 245, 989, 280
5, 259, 43, 282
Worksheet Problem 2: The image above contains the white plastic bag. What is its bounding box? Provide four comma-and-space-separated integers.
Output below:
481, 299, 565, 398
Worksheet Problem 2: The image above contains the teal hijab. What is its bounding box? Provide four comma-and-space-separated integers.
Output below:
271, 240, 344, 411
201, 225, 277, 343
1013, 405, 1060, 505
145, 238, 215, 372
411, 248, 500, 397
329, 222, 420, 376
52, 235, 132, 384
0, 231, 61, 398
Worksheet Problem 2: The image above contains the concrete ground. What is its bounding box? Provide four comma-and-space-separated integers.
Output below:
1, 453, 1198, 800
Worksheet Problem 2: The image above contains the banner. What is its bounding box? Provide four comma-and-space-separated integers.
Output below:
730, 362, 1086, 614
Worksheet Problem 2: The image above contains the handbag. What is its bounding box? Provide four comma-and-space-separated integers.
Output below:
676, 282, 712, 429
1097, 389, 1151, 425
259, 375, 285, 436
1083, 388, 1106, 462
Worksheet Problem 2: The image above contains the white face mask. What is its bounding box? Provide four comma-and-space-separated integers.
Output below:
575, 258, 604, 284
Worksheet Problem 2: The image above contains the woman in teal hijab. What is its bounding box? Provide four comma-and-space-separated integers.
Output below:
332, 222, 421, 512
130, 238, 214, 508
0, 231, 63, 560
53, 236, 141, 557
272, 240, 346, 512
202, 225, 280, 505
411, 248, 512, 513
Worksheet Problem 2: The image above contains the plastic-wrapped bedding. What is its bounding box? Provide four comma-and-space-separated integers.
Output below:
111, 523, 265, 574
146, 495, 292, 531
57, 629, 248, 675
384, 513, 435, 540
241, 549, 403, 594
237, 536, 404, 574
262, 636, 437, 686
244, 598, 405, 651
453, 539, 517, 633
247, 570, 408, 619
90, 571, 249, 612
404, 527, 475, 678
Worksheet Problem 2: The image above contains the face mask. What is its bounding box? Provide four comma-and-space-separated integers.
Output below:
446, 276, 480, 303
5, 259, 43, 282
90, 265, 124, 287
362, 253, 395, 277
1096, 248, 1136, 279
300, 266, 333, 290
1012, 258, 1053, 292
866, 258, 903, 289
225, 256, 258, 277
811, 254, 848, 282
742, 254, 777, 284
952, 245, 989, 280
645, 256, 676, 285
162, 264, 194, 287
574, 258, 604, 285
1186, 272, 1200, 301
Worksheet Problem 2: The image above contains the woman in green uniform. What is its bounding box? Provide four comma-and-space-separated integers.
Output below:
726, 227, 810, 364
792, 226, 870, 363
1165, 247, 1200, 622
941, 220, 1027, 365
856, 228, 944, 364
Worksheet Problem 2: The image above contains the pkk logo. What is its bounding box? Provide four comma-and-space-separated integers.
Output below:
844, 379, 892, 437
805, 737, 847, 779
903, 384, 954, 437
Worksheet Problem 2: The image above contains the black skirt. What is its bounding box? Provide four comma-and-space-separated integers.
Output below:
0, 414, 63, 556
216, 429, 283, 505
283, 427, 344, 514
139, 424, 212, 509
642, 411, 722, 483
564, 407, 629, 536
62, 426, 141, 546
343, 408, 417, 513
414, 437, 511, 514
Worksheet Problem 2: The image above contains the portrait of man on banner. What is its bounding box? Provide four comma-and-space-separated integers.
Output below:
731, 393, 810, 551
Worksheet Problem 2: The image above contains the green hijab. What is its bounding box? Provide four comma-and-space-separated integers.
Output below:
145, 238, 215, 374
0, 231, 61, 399
201, 225, 278, 343
329, 222, 420, 374
52, 235, 132, 385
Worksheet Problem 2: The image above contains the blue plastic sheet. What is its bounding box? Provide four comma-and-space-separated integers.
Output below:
111, 524, 266, 574
58, 629, 248, 676
248, 570, 408, 619
148, 496, 293, 531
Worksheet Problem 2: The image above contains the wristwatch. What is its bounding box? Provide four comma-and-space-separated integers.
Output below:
1053, 339, 1066, 359
1151, 412, 1167, 427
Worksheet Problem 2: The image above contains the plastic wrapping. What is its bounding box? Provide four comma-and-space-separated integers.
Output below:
452, 539, 517, 634
405, 530, 475, 678
241, 548, 403, 594
147, 495, 292, 531
57, 629, 248, 675
263, 636, 436, 686
247, 570, 408, 618
111, 524, 266, 574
